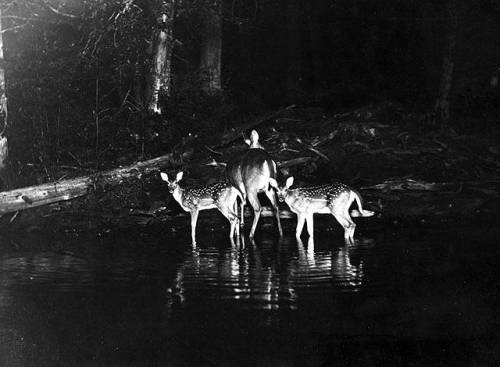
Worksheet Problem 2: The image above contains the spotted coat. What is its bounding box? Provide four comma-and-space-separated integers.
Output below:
178, 181, 235, 210
284, 183, 352, 214
292, 183, 350, 200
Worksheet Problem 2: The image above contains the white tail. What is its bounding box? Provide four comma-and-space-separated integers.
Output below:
269, 177, 374, 245
161, 171, 242, 245
349, 191, 375, 218
225, 130, 282, 238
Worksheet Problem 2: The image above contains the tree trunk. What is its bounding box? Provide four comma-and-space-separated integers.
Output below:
0, 7, 11, 189
434, 1, 458, 124
134, 61, 145, 109
0, 153, 174, 215
200, 0, 222, 95
146, 0, 175, 115
285, 0, 301, 98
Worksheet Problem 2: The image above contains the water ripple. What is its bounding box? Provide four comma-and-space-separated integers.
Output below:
167, 236, 371, 310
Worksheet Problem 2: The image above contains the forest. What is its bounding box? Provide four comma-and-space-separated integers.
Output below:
0, 0, 499, 229
1, 1, 500, 365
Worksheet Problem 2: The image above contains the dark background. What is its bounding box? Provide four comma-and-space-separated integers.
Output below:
2, 0, 500, 184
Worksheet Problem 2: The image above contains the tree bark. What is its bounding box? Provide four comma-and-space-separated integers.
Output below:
434, 1, 458, 124
146, 0, 175, 115
134, 61, 145, 109
0, 7, 11, 189
200, 0, 222, 95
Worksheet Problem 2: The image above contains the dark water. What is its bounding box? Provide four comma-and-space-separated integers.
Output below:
0, 219, 499, 366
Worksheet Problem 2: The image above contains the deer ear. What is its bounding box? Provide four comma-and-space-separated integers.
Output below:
176, 171, 184, 182
160, 172, 169, 182
269, 178, 278, 189
244, 138, 251, 146
250, 130, 259, 144
286, 176, 294, 188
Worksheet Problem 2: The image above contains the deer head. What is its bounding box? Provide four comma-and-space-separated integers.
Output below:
160, 171, 184, 193
269, 176, 294, 202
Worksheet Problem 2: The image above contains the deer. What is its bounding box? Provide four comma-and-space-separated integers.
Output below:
225, 130, 283, 238
160, 171, 242, 245
269, 177, 374, 244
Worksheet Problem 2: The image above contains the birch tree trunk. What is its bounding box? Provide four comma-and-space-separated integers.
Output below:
134, 61, 145, 109
0, 7, 10, 189
146, 0, 175, 115
200, 0, 222, 95
434, 0, 458, 124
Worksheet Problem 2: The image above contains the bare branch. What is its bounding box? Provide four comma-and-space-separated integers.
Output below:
41, 0, 79, 19
1, 24, 29, 34
1, 15, 37, 21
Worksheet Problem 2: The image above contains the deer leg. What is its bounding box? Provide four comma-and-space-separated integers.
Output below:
229, 217, 237, 239
247, 191, 262, 238
219, 205, 239, 239
235, 213, 241, 238
296, 213, 306, 238
240, 199, 245, 228
343, 208, 356, 244
238, 189, 246, 227
332, 208, 356, 245
306, 236, 315, 258
305, 213, 314, 239
190, 209, 199, 245
231, 194, 245, 229
265, 188, 283, 237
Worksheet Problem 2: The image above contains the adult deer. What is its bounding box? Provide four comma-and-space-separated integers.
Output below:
225, 130, 283, 238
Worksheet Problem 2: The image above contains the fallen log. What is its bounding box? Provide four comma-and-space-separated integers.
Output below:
361, 178, 500, 194
277, 156, 315, 168
0, 153, 174, 215
361, 178, 448, 192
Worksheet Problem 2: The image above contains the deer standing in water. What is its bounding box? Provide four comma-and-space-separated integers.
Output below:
160, 171, 242, 245
225, 130, 283, 238
269, 177, 374, 244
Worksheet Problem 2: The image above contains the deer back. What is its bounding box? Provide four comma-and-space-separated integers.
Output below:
179, 182, 236, 211
226, 148, 276, 195
285, 184, 351, 214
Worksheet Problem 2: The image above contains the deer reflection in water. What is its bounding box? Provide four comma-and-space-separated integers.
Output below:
332, 242, 365, 291
167, 234, 370, 311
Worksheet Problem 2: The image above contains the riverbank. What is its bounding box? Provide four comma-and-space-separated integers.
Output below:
1, 103, 499, 234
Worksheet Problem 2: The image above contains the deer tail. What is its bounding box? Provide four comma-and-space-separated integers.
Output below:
350, 190, 375, 217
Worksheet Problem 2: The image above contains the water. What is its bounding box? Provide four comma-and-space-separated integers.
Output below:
0, 219, 499, 366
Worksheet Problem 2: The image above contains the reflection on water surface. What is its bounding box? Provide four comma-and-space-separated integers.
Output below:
0, 223, 498, 366
169, 236, 367, 312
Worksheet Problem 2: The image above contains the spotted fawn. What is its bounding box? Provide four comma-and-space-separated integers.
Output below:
225, 130, 282, 238
160, 171, 242, 245
269, 177, 374, 244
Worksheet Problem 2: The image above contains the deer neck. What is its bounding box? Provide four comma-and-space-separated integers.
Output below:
283, 190, 295, 206
284, 189, 301, 207
172, 186, 185, 206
